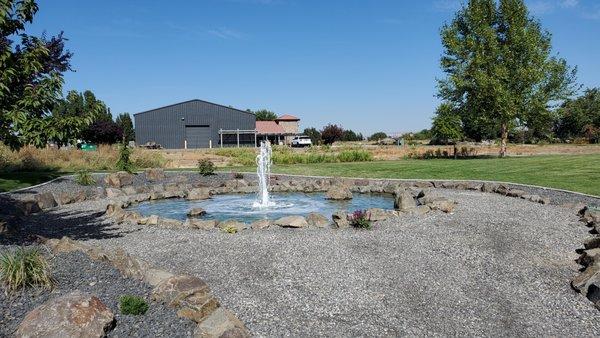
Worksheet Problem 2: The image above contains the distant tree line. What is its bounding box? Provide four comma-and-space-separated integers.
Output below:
302, 124, 365, 145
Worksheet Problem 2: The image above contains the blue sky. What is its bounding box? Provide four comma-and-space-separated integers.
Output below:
31, 0, 600, 135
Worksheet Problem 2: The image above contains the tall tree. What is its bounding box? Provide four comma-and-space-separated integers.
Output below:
321, 124, 344, 145
0, 0, 92, 149
555, 88, 600, 143
116, 113, 135, 142
438, 0, 577, 156
254, 109, 277, 121
52, 90, 109, 145
303, 127, 321, 145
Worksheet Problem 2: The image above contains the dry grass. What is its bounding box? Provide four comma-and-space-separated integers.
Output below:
0, 144, 168, 172
0, 247, 54, 294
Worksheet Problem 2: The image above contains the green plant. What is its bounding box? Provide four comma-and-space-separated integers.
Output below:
223, 226, 238, 234
119, 295, 149, 315
75, 170, 96, 186
350, 210, 372, 229
0, 247, 54, 294
198, 159, 215, 176
116, 141, 134, 173
232, 172, 244, 179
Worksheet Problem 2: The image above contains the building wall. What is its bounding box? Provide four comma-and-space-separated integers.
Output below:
277, 120, 299, 134
134, 100, 256, 149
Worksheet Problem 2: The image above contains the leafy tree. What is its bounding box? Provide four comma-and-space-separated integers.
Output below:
254, 109, 277, 121
321, 124, 344, 145
431, 104, 463, 144
438, 0, 578, 156
303, 127, 321, 145
555, 88, 600, 143
52, 90, 109, 145
116, 140, 134, 173
341, 129, 364, 142
0, 0, 90, 149
368, 132, 388, 141
116, 113, 135, 142
81, 120, 123, 145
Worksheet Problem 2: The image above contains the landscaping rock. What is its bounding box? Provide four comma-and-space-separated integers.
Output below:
17, 199, 41, 215
325, 186, 353, 200
55, 190, 86, 205
582, 208, 600, 226
413, 205, 431, 215
104, 171, 134, 188
250, 219, 272, 230
522, 194, 551, 205
572, 263, 600, 296
274, 215, 309, 228
187, 188, 211, 200
481, 182, 499, 193
584, 236, 600, 250
35, 192, 57, 210
160, 218, 185, 229
394, 189, 416, 212
507, 189, 527, 198
147, 215, 159, 226
145, 168, 166, 181
185, 219, 219, 230
105, 188, 125, 198
367, 208, 397, 222
15, 291, 115, 338
188, 208, 207, 217
332, 210, 350, 228
144, 268, 176, 287
109, 248, 149, 280
152, 275, 220, 323
122, 186, 138, 195
306, 213, 330, 228
193, 307, 250, 338
428, 198, 456, 213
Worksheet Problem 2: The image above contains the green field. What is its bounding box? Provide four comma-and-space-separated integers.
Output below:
0, 171, 66, 192
225, 154, 600, 196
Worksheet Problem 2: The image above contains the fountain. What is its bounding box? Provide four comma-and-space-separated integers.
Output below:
253, 141, 275, 208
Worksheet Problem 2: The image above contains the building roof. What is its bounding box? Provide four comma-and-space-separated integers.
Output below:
276, 114, 300, 121
256, 121, 286, 134
133, 99, 254, 117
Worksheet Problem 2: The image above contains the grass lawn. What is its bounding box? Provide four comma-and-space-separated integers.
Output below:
224, 154, 600, 196
0, 171, 66, 193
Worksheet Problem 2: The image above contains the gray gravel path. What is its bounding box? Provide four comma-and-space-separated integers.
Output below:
80, 189, 600, 336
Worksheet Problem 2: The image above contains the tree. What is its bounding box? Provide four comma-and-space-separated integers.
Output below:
116, 113, 135, 142
431, 104, 464, 157
555, 88, 600, 143
341, 129, 364, 142
0, 0, 91, 149
52, 90, 109, 145
303, 127, 321, 145
368, 132, 388, 141
81, 120, 123, 145
438, 0, 578, 156
321, 124, 344, 145
254, 109, 277, 121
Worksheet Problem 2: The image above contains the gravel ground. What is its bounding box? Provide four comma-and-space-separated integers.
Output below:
74, 189, 600, 336
0, 248, 195, 337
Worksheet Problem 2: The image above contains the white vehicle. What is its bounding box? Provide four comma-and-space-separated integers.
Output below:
291, 135, 313, 147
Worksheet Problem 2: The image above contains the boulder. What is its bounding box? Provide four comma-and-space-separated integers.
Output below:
494, 185, 510, 195
413, 205, 431, 215
193, 307, 250, 338
481, 182, 499, 193
522, 194, 551, 205
55, 191, 87, 205
428, 198, 456, 213
144, 268, 175, 287
366, 208, 397, 222
325, 186, 353, 200
104, 171, 134, 188
122, 186, 137, 195
332, 210, 350, 228
250, 219, 272, 230
17, 199, 41, 216
584, 236, 600, 250
219, 220, 247, 232
306, 213, 330, 228
152, 275, 220, 323
35, 192, 57, 210
145, 168, 166, 181
185, 219, 219, 230
147, 215, 159, 226
572, 263, 600, 296
188, 208, 207, 217
109, 248, 149, 280
15, 291, 114, 338
274, 215, 308, 228
159, 218, 184, 229
394, 189, 416, 212
507, 189, 526, 198
582, 208, 600, 226
105, 188, 125, 198
188, 188, 211, 200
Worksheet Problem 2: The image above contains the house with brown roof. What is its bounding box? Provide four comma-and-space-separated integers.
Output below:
256, 114, 300, 145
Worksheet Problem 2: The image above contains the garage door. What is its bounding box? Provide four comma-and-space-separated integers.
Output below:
185, 126, 211, 148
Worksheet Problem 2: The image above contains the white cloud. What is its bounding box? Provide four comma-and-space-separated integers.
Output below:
559, 0, 579, 8
207, 28, 243, 40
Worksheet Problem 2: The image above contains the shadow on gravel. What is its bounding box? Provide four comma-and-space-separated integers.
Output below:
1, 195, 132, 246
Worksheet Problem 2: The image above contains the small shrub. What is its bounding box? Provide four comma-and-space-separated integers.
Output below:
223, 226, 238, 234
0, 247, 54, 294
116, 141, 134, 173
119, 295, 149, 315
198, 159, 215, 176
75, 170, 96, 186
349, 210, 372, 229
232, 172, 244, 179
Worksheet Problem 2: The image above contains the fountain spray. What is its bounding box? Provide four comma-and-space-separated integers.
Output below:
253, 140, 274, 208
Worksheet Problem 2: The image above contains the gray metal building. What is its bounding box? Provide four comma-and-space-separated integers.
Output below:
134, 99, 256, 149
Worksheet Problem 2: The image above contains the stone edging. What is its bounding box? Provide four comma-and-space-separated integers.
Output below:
40, 236, 250, 338
571, 207, 600, 309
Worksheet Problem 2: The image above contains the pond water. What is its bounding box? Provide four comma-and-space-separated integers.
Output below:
128, 192, 394, 222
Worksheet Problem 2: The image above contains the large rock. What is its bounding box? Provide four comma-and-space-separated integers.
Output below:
145, 168, 166, 181
367, 208, 397, 221
188, 208, 207, 217
104, 171, 134, 188
428, 198, 456, 213
522, 194, 550, 205
105, 188, 125, 198
185, 219, 218, 230
152, 275, 220, 323
55, 190, 87, 205
582, 208, 600, 226
250, 219, 272, 230
187, 188, 211, 200
15, 291, 114, 338
325, 186, 353, 200
332, 210, 350, 228
274, 215, 308, 228
218, 220, 247, 232
35, 192, 57, 210
394, 189, 416, 212
193, 307, 250, 338
306, 213, 330, 228
17, 199, 41, 216
108, 248, 149, 280
144, 268, 175, 287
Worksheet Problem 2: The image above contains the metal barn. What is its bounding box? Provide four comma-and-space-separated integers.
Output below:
134, 99, 256, 149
